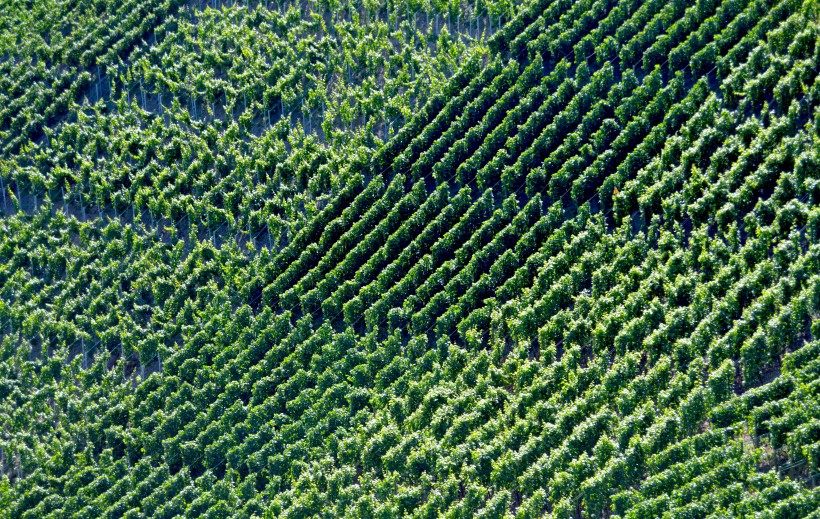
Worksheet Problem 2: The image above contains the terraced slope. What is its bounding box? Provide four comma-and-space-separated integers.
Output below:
2, 0, 820, 517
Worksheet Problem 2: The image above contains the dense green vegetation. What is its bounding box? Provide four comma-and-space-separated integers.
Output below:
1, 0, 503, 243
1, 0, 820, 517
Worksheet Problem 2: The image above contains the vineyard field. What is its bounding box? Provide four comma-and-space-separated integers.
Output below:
1, 0, 820, 517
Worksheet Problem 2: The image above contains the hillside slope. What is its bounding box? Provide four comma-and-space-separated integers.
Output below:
2, 0, 820, 517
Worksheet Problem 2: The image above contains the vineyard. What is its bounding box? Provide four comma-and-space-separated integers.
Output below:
1, 0, 820, 516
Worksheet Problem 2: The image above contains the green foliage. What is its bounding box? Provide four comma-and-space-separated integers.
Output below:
2, 0, 820, 517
